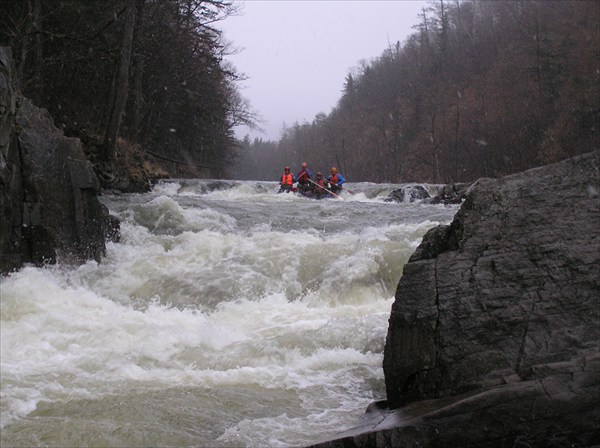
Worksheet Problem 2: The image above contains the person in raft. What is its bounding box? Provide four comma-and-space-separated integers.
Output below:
327, 167, 345, 194
295, 162, 313, 194
313, 172, 328, 199
278, 166, 295, 193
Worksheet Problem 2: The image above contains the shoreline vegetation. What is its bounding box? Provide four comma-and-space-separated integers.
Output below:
0, 1, 597, 187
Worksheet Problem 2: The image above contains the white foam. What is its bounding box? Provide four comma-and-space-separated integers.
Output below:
151, 181, 181, 196
1, 180, 457, 445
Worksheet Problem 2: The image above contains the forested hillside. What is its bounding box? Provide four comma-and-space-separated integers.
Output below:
1, 0, 254, 181
231, 0, 599, 183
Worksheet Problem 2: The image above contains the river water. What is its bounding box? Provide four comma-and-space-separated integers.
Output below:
1, 180, 457, 447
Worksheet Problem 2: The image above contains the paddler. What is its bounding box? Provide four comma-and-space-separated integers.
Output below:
295, 162, 313, 194
313, 172, 328, 199
327, 167, 345, 194
278, 166, 295, 193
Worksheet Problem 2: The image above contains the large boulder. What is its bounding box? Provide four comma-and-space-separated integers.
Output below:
383, 151, 599, 407
0, 46, 117, 273
310, 151, 600, 447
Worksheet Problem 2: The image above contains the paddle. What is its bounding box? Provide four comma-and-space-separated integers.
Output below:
307, 178, 343, 200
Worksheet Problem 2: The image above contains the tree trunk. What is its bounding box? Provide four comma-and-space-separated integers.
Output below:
102, 2, 136, 162
126, 0, 146, 141
126, 56, 144, 140
32, 0, 43, 99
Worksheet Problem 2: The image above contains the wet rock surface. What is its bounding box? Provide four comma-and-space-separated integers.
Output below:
424, 182, 471, 204
386, 185, 431, 203
0, 46, 117, 273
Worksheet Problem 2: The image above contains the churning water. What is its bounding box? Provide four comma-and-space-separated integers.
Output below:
1, 180, 457, 447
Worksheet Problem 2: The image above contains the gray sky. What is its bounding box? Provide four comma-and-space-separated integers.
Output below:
218, 0, 428, 141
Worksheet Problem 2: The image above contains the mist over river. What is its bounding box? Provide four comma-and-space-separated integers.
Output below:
1, 180, 457, 447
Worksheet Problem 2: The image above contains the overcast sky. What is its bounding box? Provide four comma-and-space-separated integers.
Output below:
217, 0, 428, 141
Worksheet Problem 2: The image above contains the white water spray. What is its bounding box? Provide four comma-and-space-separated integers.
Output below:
1, 180, 457, 447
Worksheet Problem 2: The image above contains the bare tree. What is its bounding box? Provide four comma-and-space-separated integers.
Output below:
102, 0, 136, 162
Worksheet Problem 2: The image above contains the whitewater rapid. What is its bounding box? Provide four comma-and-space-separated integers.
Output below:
1, 180, 457, 447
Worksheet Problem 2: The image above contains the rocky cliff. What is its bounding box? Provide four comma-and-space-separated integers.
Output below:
0, 47, 117, 273
310, 151, 599, 447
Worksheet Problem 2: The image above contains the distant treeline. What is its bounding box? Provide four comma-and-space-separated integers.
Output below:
230, 0, 599, 183
1, 0, 255, 178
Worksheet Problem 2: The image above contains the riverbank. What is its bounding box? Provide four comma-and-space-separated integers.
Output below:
1, 47, 116, 273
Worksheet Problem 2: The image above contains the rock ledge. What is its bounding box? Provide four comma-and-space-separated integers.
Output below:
1, 47, 117, 273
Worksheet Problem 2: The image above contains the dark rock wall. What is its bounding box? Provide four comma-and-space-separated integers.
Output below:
0, 47, 20, 270
383, 151, 599, 408
0, 46, 117, 273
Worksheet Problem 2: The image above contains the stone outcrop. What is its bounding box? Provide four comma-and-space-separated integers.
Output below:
310, 151, 600, 447
81, 134, 168, 193
386, 185, 431, 203
0, 47, 118, 273
386, 182, 471, 204
425, 182, 471, 204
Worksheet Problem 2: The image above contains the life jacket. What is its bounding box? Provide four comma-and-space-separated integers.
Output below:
315, 178, 326, 192
297, 170, 309, 182
329, 174, 339, 185
281, 173, 293, 185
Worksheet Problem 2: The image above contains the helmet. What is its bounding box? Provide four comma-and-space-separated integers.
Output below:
331, 167, 337, 173
284, 166, 290, 171
316, 172, 322, 177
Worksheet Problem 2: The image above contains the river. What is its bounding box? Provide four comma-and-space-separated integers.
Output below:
1, 180, 457, 447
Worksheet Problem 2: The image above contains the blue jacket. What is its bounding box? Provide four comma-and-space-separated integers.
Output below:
327, 173, 345, 185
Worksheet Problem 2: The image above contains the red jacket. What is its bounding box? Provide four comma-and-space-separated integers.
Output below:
314, 178, 326, 193
297, 169, 311, 183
